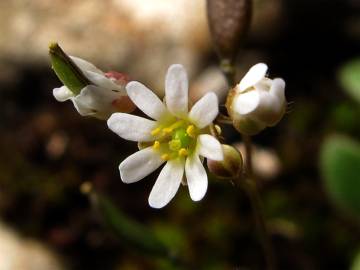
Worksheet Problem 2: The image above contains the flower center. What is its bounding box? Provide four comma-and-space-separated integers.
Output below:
150, 120, 198, 160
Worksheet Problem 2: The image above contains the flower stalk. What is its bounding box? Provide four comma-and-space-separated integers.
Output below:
224, 70, 276, 268
241, 134, 276, 270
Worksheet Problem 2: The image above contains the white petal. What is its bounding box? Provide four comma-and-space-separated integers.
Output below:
126, 81, 168, 120
269, 78, 286, 102
197, 134, 223, 161
185, 154, 208, 201
239, 63, 268, 92
188, 92, 219, 129
119, 147, 164, 183
70, 56, 104, 75
249, 79, 286, 126
233, 90, 260, 115
107, 113, 157, 142
148, 159, 184, 208
84, 70, 125, 91
165, 64, 188, 117
73, 85, 120, 119
53, 86, 74, 102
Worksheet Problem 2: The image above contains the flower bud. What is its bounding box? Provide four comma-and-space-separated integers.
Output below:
226, 63, 286, 135
207, 144, 243, 179
49, 42, 135, 119
207, 0, 252, 61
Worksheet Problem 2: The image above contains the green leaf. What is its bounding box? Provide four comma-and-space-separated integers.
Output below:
320, 135, 360, 217
338, 58, 360, 104
93, 193, 169, 257
351, 250, 360, 270
49, 42, 90, 95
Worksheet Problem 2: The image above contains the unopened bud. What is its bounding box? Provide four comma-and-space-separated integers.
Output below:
226, 63, 286, 135
50, 42, 135, 119
49, 42, 90, 95
207, 0, 252, 61
207, 144, 243, 179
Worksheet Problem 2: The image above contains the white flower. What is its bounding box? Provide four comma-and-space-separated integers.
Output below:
226, 63, 286, 135
53, 56, 135, 119
107, 64, 223, 208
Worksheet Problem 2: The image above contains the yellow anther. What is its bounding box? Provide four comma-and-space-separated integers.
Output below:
163, 127, 172, 134
186, 125, 196, 138
169, 139, 181, 151
152, 141, 160, 150
151, 127, 161, 136
178, 148, 188, 157
161, 154, 170, 161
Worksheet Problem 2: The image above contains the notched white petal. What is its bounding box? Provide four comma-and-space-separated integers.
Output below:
107, 113, 157, 142
239, 63, 268, 92
73, 85, 120, 119
198, 134, 223, 161
185, 155, 208, 201
70, 56, 104, 75
148, 159, 184, 209
126, 81, 167, 120
53, 86, 74, 102
85, 70, 125, 91
189, 92, 219, 129
119, 147, 164, 183
165, 64, 188, 117
269, 78, 286, 101
233, 90, 260, 115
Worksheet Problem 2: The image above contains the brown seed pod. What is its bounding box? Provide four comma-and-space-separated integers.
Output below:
207, 0, 252, 61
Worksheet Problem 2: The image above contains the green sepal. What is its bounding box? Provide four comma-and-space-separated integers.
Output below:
49, 42, 91, 95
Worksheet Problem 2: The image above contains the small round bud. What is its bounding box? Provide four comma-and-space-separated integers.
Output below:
226, 63, 286, 135
207, 0, 252, 61
207, 144, 243, 179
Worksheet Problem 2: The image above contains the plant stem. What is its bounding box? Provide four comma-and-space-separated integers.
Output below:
241, 135, 276, 270
242, 134, 253, 176
220, 59, 276, 269
220, 58, 236, 86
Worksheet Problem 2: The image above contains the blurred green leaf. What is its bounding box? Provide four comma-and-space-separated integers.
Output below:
93, 193, 169, 257
351, 250, 360, 270
320, 135, 360, 217
338, 58, 360, 104
49, 42, 90, 94
331, 103, 360, 133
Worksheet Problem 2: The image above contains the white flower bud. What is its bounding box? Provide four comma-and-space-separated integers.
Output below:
207, 144, 243, 179
50, 43, 135, 120
226, 63, 286, 135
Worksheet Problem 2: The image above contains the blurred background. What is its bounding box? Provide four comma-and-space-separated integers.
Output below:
0, 0, 359, 269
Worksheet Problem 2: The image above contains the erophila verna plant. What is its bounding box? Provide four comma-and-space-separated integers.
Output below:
50, 0, 287, 268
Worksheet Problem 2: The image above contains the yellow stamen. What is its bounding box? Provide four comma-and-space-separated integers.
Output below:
186, 125, 196, 138
162, 120, 185, 134
178, 148, 188, 157
163, 127, 172, 134
169, 139, 181, 151
151, 127, 161, 136
152, 141, 160, 150
161, 154, 170, 161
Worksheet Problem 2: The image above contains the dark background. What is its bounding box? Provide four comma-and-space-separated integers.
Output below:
0, 0, 359, 269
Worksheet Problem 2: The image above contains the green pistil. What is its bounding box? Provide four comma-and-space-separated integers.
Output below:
151, 120, 199, 160
173, 128, 191, 148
